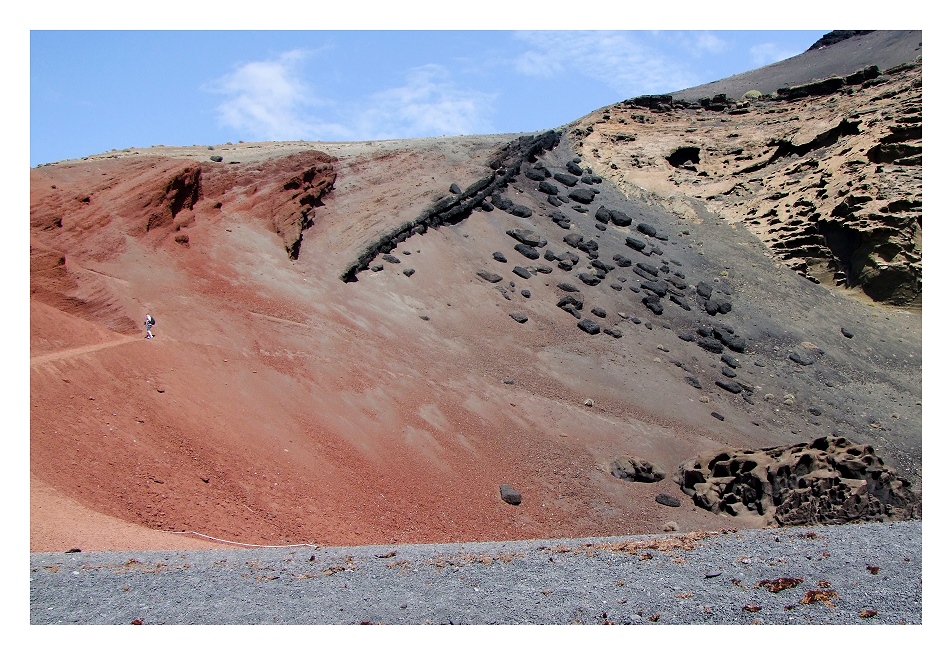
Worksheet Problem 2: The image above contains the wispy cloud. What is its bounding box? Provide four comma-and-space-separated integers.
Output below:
207, 54, 495, 142
205, 50, 350, 141
513, 31, 698, 96
750, 42, 800, 67
358, 64, 496, 139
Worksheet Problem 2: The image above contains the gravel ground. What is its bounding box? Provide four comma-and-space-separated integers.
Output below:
30, 520, 921, 625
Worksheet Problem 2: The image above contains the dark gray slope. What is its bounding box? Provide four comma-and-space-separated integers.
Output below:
30, 520, 921, 624
672, 30, 922, 100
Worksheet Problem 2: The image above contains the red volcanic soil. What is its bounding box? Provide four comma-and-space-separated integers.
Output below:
30, 136, 920, 553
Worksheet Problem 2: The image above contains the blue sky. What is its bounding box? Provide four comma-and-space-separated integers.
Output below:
29, 30, 831, 167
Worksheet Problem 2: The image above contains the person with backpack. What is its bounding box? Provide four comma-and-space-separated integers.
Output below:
145, 314, 156, 339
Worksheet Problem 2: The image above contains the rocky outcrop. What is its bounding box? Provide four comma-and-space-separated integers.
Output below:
674, 436, 921, 526
571, 58, 922, 306
341, 131, 561, 281
609, 457, 667, 483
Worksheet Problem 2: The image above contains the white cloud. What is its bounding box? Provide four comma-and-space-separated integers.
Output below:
358, 64, 496, 139
515, 32, 704, 97
692, 32, 729, 55
513, 31, 697, 96
207, 55, 494, 141
750, 42, 800, 67
206, 50, 351, 141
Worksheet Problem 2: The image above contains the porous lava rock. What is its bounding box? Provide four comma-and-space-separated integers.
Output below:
609, 457, 667, 483
674, 436, 922, 526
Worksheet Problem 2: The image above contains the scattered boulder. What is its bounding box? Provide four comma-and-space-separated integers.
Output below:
383, 254, 401, 264
697, 337, 724, 354
557, 282, 580, 293
510, 204, 532, 218
577, 318, 601, 334
538, 180, 559, 195
716, 379, 743, 394
609, 210, 632, 227
509, 312, 528, 324
674, 436, 922, 526
685, 376, 702, 388
492, 251, 508, 263
402, 268, 415, 277
705, 297, 733, 315
841, 327, 855, 339
612, 255, 632, 267
566, 161, 584, 175
578, 273, 601, 286
591, 307, 607, 318
507, 229, 547, 248
499, 484, 522, 505
569, 188, 595, 204
514, 243, 540, 260
642, 295, 664, 315
625, 236, 647, 251
656, 493, 682, 508
721, 354, 740, 369
512, 266, 532, 279
477, 270, 503, 283
553, 172, 579, 187
610, 457, 667, 483
637, 223, 658, 237
449, 183, 462, 194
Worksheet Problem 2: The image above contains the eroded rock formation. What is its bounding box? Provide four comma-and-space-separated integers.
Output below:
571, 59, 922, 306
674, 436, 921, 526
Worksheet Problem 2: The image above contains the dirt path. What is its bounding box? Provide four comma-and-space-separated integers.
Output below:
30, 335, 142, 366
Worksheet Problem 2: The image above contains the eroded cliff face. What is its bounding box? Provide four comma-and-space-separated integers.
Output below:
569, 59, 922, 307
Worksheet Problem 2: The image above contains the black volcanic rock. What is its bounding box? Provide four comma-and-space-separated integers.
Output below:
477, 270, 503, 283
716, 379, 743, 394
512, 266, 532, 279
499, 484, 522, 505
610, 457, 666, 483
553, 172, 579, 187
507, 229, 547, 248
625, 236, 647, 251
569, 188, 595, 204
514, 243, 540, 260
577, 318, 601, 334
637, 223, 658, 237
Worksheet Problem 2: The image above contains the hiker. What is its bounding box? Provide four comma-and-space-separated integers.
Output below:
145, 314, 155, 339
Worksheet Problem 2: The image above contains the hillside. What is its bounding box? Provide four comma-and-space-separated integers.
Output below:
29, 31, 922, 552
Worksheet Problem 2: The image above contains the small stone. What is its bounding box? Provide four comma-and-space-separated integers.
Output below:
584, 399, 594, 407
